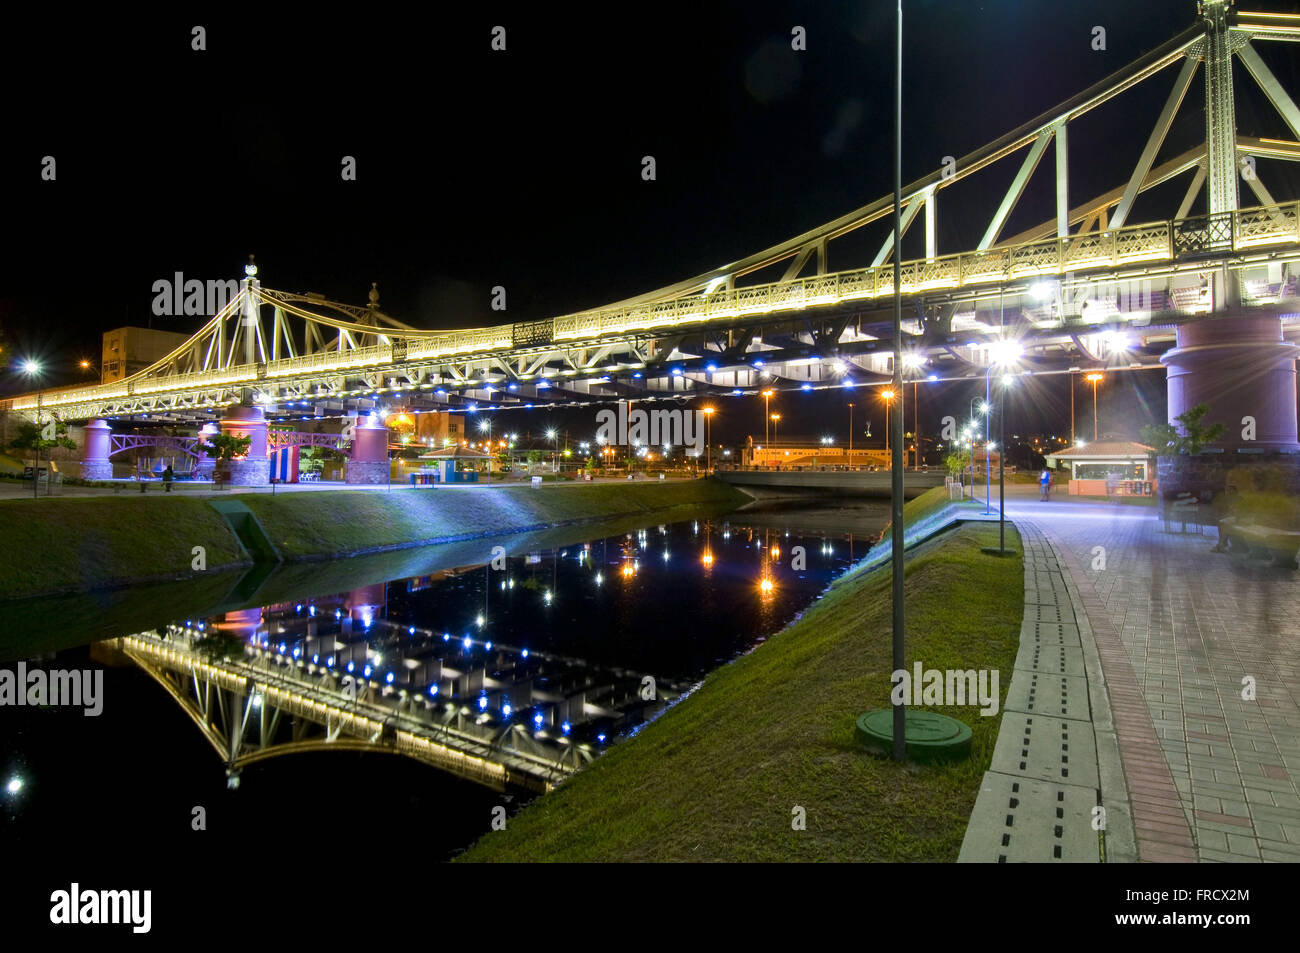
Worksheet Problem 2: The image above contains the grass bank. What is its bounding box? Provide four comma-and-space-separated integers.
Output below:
457, 505, 1024, 862
239, 480, 747, 560
0, 497, 249, 600
0, 480, 749, 600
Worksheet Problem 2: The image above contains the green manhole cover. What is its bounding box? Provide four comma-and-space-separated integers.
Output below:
855, 708, 972, 762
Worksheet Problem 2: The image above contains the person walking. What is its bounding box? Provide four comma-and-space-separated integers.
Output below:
1039, 467, 1051, 501
163, 464, 174, 492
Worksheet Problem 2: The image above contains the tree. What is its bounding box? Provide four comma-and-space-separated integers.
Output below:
944, 452, 965, 479
200, 433, 252, 467
1140, 403, 1226, 457
525, 449, 544, 469
9, 420, 76, 453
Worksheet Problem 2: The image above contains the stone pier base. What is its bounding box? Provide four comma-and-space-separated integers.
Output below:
223, 458, 270, 486
346, 461, 389, 485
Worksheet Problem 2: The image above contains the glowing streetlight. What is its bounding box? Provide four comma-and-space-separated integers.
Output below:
21, 360, 43, 501
880, 389, 896, 453
702, 406, 715, 471
1085, 372, 1104, 441
769, 412, 782, 444
762, 389, 775, 446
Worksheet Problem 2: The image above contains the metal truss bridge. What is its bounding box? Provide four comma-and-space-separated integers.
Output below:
8, 2, 1300, 426
118, 612, 682, 792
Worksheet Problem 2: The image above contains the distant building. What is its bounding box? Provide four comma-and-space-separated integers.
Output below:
101, 326, 193, 383
1044, 440, 1156, 495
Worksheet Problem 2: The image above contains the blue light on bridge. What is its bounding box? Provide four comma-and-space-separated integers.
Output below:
597, 733, 607, 744
385, 672, 395, 684
308, 605, 316, 617
363, 663, 373, 678
443, 632, 451, 642
485, 641, 493, 651
502, 702, 513, 717
753, 360, 764, 368
521, 648, 529, 658
429, 684, 439, 697
347, 660, 355, 673
561, 721, 571, 735
533, 712, 544, 728
706, 363, 717, 372
408, 626, 416, 635
293, 648, 302, 659
478, 695, 488, 711
801, 383, 812, 391
463, 636, 472, 650
312, 654, 319, 664
633, 372, 642, 379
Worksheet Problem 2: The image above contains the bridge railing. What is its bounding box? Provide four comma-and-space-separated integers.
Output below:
7, 201, 1300, 417
548, 200, 1300, 341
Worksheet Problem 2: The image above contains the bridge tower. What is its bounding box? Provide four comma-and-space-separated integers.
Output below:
220, 403, 270, 485
1158, 1, 1300, 492
346, 413, 390, 484
1202, 0, 1240, 217
195, 421, 219, 480
80, 419, 113, 480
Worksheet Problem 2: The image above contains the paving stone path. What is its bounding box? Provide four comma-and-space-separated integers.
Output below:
965, 496, 1300, 863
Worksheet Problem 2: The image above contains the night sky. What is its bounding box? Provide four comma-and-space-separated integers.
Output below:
3, 1, 1299, 450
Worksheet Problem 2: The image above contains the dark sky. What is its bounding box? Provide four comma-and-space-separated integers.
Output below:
3, 0, 1299, 447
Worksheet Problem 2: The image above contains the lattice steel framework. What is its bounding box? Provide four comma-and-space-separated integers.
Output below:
6, 4, 1300, 422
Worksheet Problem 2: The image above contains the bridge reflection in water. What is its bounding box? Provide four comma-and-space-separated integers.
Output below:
119, 617, 679, 794
113, 516, 865, 794
109, 517, 863, 790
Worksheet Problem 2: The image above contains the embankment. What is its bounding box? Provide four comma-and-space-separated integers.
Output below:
456, 489, 1024, 862
0, 480, 750, 601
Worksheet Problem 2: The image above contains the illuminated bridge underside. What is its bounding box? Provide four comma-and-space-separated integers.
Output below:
120, 633, 596, 793
9, 8, 1300, 423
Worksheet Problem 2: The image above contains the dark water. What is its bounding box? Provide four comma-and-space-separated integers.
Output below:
1, 500, 888, 863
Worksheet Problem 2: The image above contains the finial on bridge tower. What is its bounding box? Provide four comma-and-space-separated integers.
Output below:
368, 281, 379, 309
245, 254, 258, 278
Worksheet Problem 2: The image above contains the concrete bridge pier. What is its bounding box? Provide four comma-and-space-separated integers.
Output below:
346, 415, 390, 484
195, 422, 219, 480
1158, 312, 1300, 492
80, 419, 114, 480
220, 404, 270, 486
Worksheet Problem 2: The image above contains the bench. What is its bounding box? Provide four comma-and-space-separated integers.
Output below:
1161, 494, 1212, 535
1219, 518, 1300, 569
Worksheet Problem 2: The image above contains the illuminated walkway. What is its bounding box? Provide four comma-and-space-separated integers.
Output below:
1006, 493, 1300, 863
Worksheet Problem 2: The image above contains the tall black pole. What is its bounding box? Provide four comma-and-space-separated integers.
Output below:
999, 382, 1007, 553
891, 0, 906, 761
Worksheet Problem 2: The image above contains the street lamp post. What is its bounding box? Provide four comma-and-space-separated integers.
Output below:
770, 412, 781, 444
983, 340, 1021, 555
547, 428, 558, 473
848, 402, 854, 460
881, 389, 895, 453
21, 361, 43, 500
762, 389, 774, 446
1085, 372, 1104, 441
479, 418, 493, 484
703, 406, 715, 472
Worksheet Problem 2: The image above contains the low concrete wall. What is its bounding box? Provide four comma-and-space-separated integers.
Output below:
716, 469, 945, 497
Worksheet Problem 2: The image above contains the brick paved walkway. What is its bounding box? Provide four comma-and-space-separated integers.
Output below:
1005, 495, 1300, 863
